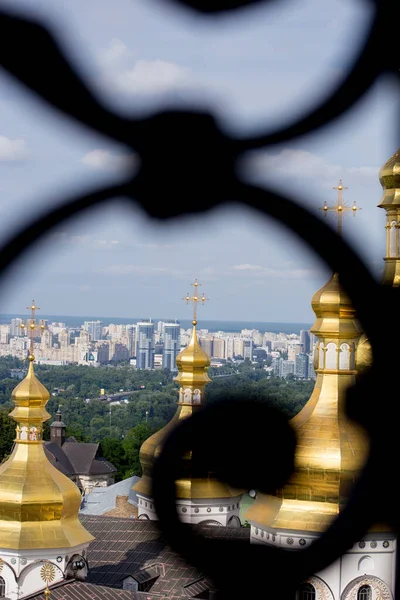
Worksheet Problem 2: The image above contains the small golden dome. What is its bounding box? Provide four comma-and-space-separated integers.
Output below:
0, 359, 93, 549
311, 273, 362, 338
133, 321, 236, 501
312, 273, 354, 318
10, 358, 51, 423
378, 148, 400, 207
175, 321, 210, 371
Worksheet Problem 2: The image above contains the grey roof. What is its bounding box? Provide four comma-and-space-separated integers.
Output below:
44, 442, 75, 476
30, 515, 250, 600
82, 516, 249, 596
44, 440, 117, 478
80, 477, 139, 515
32, 581, 145, 600
62, 441, 117, 475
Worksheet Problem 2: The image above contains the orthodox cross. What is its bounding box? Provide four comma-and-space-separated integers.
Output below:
20, 300, 45, 358
321, 180, 361, 236
184, 280, 208, 325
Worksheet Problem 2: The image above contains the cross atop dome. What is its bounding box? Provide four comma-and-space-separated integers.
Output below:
19, 299, 45, 360
184, 279, 208, 326
320, 180, 361, 236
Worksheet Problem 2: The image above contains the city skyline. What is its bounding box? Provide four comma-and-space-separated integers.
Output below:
0, 0, 397, 321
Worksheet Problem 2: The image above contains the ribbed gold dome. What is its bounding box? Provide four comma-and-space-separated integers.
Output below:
378, 148, 400, 206
311, 273, 362, 338
246, 271, 368, 533
175, 321, 211, 386
0, 358, 94, 549
133, 321, 238, 500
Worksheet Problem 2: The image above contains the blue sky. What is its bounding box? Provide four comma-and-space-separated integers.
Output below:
0, 0, 397, 323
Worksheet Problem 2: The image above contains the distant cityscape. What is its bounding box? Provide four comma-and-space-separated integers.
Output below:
0, 316, 316, 380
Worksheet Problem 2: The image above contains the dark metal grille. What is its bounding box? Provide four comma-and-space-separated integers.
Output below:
0, 0, 399, 599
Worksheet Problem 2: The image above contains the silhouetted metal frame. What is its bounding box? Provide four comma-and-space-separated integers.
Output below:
0, 0, 399, 598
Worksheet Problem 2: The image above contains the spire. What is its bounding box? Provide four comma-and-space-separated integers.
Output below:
175, 279, 211, 390
356, 148, 400, 373
246, 184, 369, 534
0, 301, 93, 550
377, 148, 400, 285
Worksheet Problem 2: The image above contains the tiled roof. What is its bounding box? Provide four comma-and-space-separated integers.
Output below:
30, 516, 250, 600
62, 441, 101, 474
32, 581, 164, 600
80, 516, 249, 597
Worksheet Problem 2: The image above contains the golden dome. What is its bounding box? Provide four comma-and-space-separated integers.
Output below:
0, 357, 93, 549
378, 147, 400, 207
311, 273, 362, 338
246, 271, 368, 533
175, 320, 211, 386
133, 321, 238, 500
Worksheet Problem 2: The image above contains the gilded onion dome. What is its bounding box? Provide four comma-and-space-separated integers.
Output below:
356, 148, 400, 373
246, 183, 371, 533
133, 320, 238, 500
246, 272, 369, 533
0, 354, 93, 549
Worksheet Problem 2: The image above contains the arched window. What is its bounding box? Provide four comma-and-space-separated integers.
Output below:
298, 582, 315, 600
358, 585, 372, 600
0, 577, 5, 598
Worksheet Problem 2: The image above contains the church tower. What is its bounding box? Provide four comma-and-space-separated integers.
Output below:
245, 185, 396, 600
133, 280, 243, 526
0, 302, 93, 600
357, 148, 400, 372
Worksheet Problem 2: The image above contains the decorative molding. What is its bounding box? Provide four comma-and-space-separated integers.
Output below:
305, 576, 333, 600
344, 576, 392, 600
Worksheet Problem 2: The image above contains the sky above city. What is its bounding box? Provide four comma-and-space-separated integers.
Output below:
0, 0, 398, 323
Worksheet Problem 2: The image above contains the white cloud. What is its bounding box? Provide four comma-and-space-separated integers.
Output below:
0, 136, 27, 161
101, 265, 184, 277
81, 149, 137, 172
101, 38, 131, 64
242, 148, 379, 184
113, 60, 190, 94
231, 263, 318, 279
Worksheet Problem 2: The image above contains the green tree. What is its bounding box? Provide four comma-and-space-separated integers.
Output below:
0, 407, 16, 463
122, 423, 152, 478
100, 437, 126, 481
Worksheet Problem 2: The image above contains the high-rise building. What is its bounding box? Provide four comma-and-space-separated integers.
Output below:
83, 320, 103, 341
300, 329, 311, 353
295, 353, 309, 378
243, 338, 253, 360
10, 317, 24, 337
199, 335, 213, 357
212, 337, 225, 359
136, 321, 155, 369
162, 322, 180, 371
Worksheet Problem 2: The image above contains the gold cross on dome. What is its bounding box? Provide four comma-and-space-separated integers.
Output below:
184, 280, 208, 325
320, 180, 361, 237
19, 300, 45, 359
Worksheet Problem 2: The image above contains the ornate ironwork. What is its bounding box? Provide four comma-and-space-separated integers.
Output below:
0, 0, 399, 598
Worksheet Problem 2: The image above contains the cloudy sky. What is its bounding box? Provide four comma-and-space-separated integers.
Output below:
0, 0, 397, 323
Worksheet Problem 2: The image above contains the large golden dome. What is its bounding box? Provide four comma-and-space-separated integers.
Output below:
0, 357, 93, 549
378, 147, 400, 207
